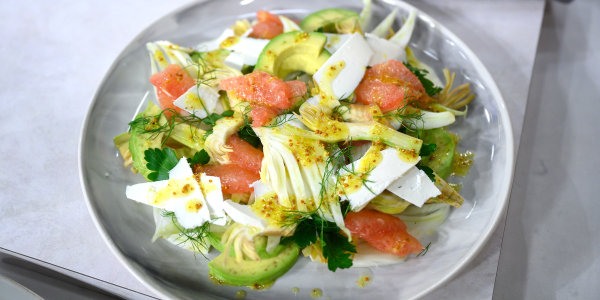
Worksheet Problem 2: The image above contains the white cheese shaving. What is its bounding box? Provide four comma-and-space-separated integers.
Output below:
386, 167, 441, 207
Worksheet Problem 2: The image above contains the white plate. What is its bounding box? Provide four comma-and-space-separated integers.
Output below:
79, 1, 514, 299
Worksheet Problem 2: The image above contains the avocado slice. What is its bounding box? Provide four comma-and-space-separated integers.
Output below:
129, 102, 167, 180
208, 236, 300, 286
300, 8, 359, 33
255, 31, 331, 79
420, 128, 455, 179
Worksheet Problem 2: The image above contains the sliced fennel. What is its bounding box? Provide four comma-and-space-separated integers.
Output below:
291, 104, 423, 153
370, 8, 398, 38
427, 173, 464, 207
359, 0, 373, 31
389, 10, 417, 47
398, 203, 450, 240
254, 127, 347, 233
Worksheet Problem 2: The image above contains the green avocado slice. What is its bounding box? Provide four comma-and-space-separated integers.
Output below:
420, 128, 455, 179
129, 102, 166, 180
254, 31, 331, 79
208, 236, 300, 286
300, 8, 359, 33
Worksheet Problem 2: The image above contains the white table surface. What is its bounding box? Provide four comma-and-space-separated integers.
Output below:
0, 0, 544, 298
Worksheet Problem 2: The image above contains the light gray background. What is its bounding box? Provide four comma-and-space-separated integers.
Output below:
0, 0, 560, 299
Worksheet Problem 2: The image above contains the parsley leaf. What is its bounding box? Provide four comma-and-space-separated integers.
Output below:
322, 231, 355, 271
420, 143, 437, 156
290, 218, 317, 248
238, 125, 262, 148
145, 148, 179, 181
416, 164, 435, 181
404, 63, 442, 96
187, 149, 210, 167
286, 214, 356, 272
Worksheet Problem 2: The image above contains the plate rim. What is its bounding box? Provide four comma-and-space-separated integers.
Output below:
78, 0, 515, 299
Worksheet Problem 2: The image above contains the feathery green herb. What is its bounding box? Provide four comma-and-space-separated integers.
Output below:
417, 242, 431, 257
161, 210, 212, 258
263, 112, 295, 128
128, 109, 234, 145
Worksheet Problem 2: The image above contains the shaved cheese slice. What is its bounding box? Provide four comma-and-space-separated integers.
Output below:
386, 167, 441, 207
172, 85, 220, 118
340, 148, 419, 211
222, 200, 267, 230
221, 37, 269, 67
365, 33, 406, 65
223, 51, 246, 70
125, 159, 211, 229
323, 33, 352, 53
313, 33, 373, 100
199, 174, 227, 225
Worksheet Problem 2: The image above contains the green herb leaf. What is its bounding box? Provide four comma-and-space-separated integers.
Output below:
238, 125, 262, 148
322, 230, 355, 271
202, 113, 224, 127
416, 164, 435, 181
241, 64, 255, 75
420, 143, 437, 156
145, 148, 179, 181
290, 218, 317, 248
404, 63, 442, 96
417, 242, 431, 257
187, 149, 210, 167
221, 110, 234, 117
285, 213, 356, 272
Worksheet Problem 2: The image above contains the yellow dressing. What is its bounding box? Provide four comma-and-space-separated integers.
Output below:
184, 199, 203, 212
318, 60, 346, 99
250, 192, 289, 227
184, 92, 206, 111
220, 36, 240, 48
153, 50, 168, 69
286, 134, 328, 167
151, 179, 197, 206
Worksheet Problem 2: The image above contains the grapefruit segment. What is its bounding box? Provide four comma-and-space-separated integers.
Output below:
249, 10, 283, 39
345, 209, 423, 257
355, 59, 426, 112
194, 164, 259, 194
226, 134, 264, 173
149, 64, 195, 117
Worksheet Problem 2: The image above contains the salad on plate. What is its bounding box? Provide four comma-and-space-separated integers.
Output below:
114, 0, 475, 288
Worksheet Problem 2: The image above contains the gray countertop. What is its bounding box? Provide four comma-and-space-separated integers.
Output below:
494, 1, 600, 299
0, 0, 546, 298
